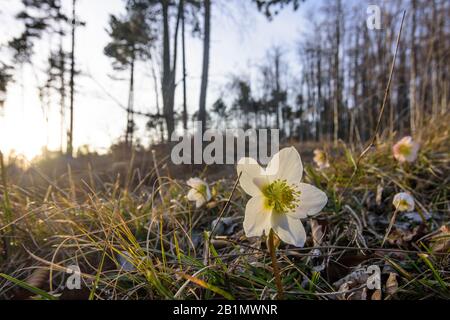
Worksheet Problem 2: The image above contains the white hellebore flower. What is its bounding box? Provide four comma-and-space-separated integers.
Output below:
393, 192, 415, 212
187, 178, 212, 208
392, 136, 419, 163
313, 149, 330, 169
237, 147, 328, 247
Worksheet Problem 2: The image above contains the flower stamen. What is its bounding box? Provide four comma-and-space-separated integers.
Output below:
262, 179, 301, 213
398, 144, 412, 157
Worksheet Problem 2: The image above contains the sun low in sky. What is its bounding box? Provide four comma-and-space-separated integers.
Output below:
0, 0, 309, 161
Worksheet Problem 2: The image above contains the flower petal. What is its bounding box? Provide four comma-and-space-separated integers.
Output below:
265, 147, 303, 184
271, 213, 307, 247
405, 142, 419, 162
188, 189, 206, 208
187, 177, 205, 188
243, 196, 272, 237
253, 176, 270, 190
287, 183, 328, 219
195, 198, 206, 208
187, 189, 200, 201
237, 157, 265, 197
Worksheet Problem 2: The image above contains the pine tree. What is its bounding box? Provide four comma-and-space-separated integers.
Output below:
105, 6, 155, 147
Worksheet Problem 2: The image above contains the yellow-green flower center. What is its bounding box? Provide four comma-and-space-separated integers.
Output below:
398, 144, 412, 156
396, 199, 410, 211
316, 152, 326, 163
262, 179, 301, 213
196, 184, 207, 199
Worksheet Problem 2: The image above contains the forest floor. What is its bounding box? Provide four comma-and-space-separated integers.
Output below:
0, 115, 449, 300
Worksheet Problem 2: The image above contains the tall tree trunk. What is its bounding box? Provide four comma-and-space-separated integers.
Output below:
409, 0, 417, 134
316, 46, 322, 141
66, 0, 76, 157
431, 0, 439, 120
181, 0, 188, 131
59, 41, 66, 153
438, 0, 447, 116
362, 26, 371, 141
333, 0, 341, 146
161, 0, 182, 139
198, 0, 211, 132
67, 0, 76, 157
126, 57, 135, 147
151, 62, 165, 143
352, 26, 360, 144
161, 0, 174, 139
274, 49, 281, 131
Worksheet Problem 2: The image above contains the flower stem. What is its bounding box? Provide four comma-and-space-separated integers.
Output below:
268, 229, 284, 299
382, 208, 399, 247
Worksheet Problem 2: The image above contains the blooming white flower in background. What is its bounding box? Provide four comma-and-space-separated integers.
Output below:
237, 147, 328, 247
313, 149, 330, 169
392, 136, 419, 163
187, 178, 212, 208
393, 192, 415, 212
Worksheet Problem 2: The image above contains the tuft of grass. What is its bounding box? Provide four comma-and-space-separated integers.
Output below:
0, 114, 448, 300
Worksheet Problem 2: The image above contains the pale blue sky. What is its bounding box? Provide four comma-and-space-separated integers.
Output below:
0, 0, 316, 159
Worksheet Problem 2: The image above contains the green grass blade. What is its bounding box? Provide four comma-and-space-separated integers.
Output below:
0, 273, 58, 300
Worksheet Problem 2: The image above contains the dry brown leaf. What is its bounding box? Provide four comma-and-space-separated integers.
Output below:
430, 226, 450, 254
206, 201, 220, 209
371, 289, 382, 300
336, 282, 350, 300
310, 219, 324, 246
385, 273, 398, 297
387, 225, 422, 246
336, 283, 367, 300
333, 268, 369, 289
